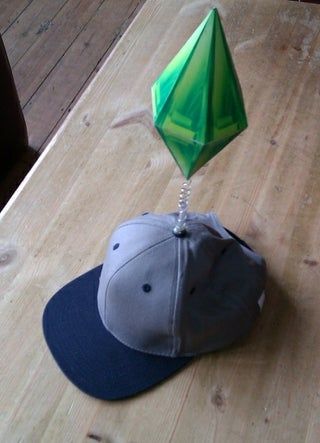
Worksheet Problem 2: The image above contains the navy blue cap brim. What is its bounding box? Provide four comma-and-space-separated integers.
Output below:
42, 265, 192, 401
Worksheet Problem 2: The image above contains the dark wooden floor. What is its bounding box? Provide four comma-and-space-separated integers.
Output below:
0, 0, 144, 208
1, 0, 144, 152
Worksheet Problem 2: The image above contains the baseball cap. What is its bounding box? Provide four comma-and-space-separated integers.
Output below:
43, 212, 266, 400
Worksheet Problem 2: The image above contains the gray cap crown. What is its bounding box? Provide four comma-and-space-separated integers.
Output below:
97, 213, 266, 357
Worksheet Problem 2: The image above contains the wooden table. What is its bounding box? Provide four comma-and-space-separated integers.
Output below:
1, 1, 320, 441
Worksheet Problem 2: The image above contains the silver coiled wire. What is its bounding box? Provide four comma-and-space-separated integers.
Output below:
173, 180, 192, 235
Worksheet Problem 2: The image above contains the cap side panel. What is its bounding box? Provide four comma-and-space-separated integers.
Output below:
97, 221, 173, 327
175, 214, 266, 356
104, 237, 177, 356
180, 244, 265, 355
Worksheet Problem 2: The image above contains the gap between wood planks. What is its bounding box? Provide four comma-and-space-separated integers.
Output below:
290, 0, 320, 4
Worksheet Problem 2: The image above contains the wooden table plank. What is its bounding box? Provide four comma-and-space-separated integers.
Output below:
1, 1, 320, 442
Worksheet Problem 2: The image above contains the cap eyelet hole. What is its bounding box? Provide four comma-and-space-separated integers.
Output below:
142, 283, 152, 293
142, 212, 149, 216
113, 243, 120, 250
190, 287, 196, 294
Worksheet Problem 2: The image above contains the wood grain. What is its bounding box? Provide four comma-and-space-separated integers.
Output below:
1, 1, 320, 442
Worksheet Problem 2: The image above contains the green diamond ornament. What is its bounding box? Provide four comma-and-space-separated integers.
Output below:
151, 9, 248, 179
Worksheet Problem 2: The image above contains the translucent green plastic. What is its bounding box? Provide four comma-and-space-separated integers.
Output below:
151, 9, 248, 179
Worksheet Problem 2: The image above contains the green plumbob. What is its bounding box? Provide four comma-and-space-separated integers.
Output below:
152, 9, 248, 179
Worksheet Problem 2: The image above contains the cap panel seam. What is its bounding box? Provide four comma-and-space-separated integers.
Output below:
171, 237, 184, 356
175, 237, 188, 355
117, 220, 171, 231
103, 234, 173, 323
168, 237, 179, 357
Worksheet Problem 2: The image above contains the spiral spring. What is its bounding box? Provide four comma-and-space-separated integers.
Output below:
173, 180, 192, 236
